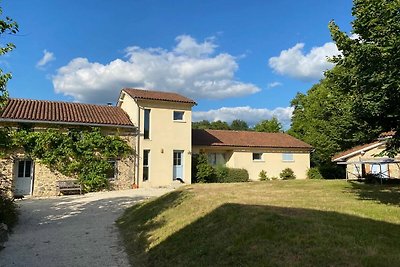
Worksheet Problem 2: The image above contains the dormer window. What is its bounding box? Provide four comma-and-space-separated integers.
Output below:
173, 111, 184, 121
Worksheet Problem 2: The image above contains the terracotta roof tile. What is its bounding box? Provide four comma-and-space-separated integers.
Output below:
122, 88, 197, 105
192, 129, 312, 150
331, 141, 382, 161
0, 98, 134, 127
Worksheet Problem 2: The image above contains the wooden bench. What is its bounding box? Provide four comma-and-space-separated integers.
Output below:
56, 180, 82, 195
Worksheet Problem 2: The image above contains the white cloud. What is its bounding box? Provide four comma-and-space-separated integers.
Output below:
36, 49, 55, 68
267, 81, 282, 88
52, 35, 260, 103
193, 106, 294, 129
268, 42, 340, 81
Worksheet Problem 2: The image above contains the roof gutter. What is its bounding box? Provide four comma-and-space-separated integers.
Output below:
0, 118, 136, 130
332, 141, 385, 162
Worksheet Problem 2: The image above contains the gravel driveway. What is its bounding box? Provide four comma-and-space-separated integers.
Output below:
0, 188, 173, 267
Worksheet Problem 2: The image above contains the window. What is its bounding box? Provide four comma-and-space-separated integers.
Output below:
282, 153, 294, 162
252, 153, 263, 161
106, 160, 117, 180
18, 160, 32, 178
143, 150, 150, 181
173, 111, 184, 121
144, 109, 150, 139
208, 153, 225, 166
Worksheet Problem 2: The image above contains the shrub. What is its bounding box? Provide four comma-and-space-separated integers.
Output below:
270, 176, 279, 180
259, 170, 269, 181
218, 168, 249, 183
280, 168, 296, 180
307, 167, 323, 179
215, 165, 229, 182
0, 190, 18, 228
195, 153, 216, 183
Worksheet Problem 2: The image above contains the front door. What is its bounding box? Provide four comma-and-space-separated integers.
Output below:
14, 160, 33, 196
173, 151, 183, 181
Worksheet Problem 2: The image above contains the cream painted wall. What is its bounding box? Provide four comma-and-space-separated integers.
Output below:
344, 143, 400, 179
119, 93, 194, 187
193, 147, 310, 180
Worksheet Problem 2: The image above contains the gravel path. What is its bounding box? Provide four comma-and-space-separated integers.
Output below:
0, 188, 173, 267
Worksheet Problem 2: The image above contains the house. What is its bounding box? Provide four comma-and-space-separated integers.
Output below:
332, 132, 400, 179
117, 88, 197, 188
0, 98, 136, 196
0, 88, 312, 197
192, 129, 312, 180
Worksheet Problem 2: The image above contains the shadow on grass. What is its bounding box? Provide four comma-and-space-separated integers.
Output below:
348, 181, 400, 206
119, 200, 400, 267
117, 190, 192, 266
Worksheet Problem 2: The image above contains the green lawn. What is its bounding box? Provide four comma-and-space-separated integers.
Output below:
117, 180, 400, 266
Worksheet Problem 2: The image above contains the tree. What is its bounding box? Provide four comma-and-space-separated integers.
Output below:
230, 119, 249, 131
254, 117, 282, 133
328, 0, 400, 155
288, 78, 380, 178
210, 120, 230, 130
0, 7, 18, 108
192, 120, 211, 129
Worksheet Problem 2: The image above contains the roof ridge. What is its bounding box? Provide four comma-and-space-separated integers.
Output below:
8, 98, 116, 108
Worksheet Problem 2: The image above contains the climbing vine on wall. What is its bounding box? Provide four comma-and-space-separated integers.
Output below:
5, 127, 134, 192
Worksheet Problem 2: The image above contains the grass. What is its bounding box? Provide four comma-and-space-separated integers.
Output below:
117, 180, 400, 266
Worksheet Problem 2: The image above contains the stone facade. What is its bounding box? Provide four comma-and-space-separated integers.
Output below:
0, 132, 137, 197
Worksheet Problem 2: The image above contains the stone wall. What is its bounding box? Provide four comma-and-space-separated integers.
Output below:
33, 163, 72, 197
0, 131, 137, 197
0, 157, 14, 198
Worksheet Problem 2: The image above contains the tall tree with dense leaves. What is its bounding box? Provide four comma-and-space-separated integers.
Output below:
288, 78, 380, 178
0, 7, 18, 107
254, 117, 283, 133
230, 119, 249, 131
0, 7, 18, 154
328, 0, 400, 155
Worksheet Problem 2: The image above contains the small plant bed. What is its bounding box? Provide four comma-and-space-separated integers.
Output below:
117, 180, 400, 266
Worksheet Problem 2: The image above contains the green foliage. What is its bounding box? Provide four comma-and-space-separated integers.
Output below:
8, 127, 133, 192
288, 79, 380, 173
307, 167, 323, 180
0, 194, 18, 228
215, 165, 229, 182
254, 117, 282, 133
0, 185, 18, 228
259, 170, 269, 181
195, 153, 216, 183
230, 119, 249, 131
0, 7, 18, 108
327, 0, 400, 155
210, 120, 230, 130
220, 168, 249, 183
280, 168, 296, 180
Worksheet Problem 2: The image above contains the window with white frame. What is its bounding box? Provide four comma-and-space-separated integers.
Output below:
282, 153, 294, 162
173, 111, 184, 121
252, 153, 263, 161
208, 153, 225, 166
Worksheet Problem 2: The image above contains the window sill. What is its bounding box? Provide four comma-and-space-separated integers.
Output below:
253, 160, 265, 162
173, 120, 186, 123
282, 160, 295, 163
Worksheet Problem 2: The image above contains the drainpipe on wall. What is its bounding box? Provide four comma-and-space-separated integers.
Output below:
134, 99, 141, 188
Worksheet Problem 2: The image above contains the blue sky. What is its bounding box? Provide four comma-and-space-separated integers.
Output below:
1, 0, 353, 127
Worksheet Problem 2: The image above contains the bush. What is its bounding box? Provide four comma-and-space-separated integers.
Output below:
195, 153, 216, 183
215, 165, 229, 182
218, 168, 249, 183
259, 170, 269, 181
0, 191, 18, 228
307, 167, 323, 179
280, 168, 296, 180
